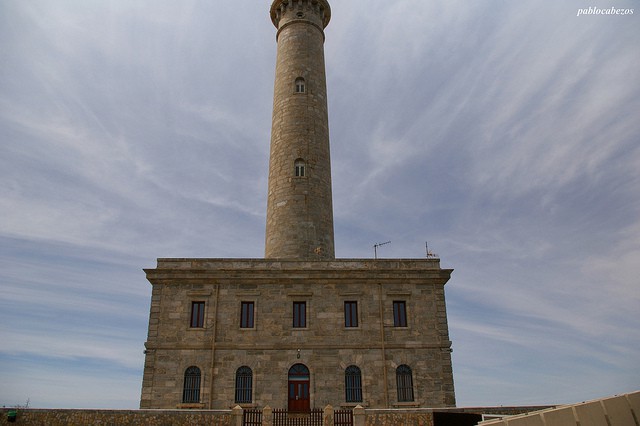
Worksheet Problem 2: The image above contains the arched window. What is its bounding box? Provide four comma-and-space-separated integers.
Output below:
345, 365, 363, 403
182, 366, 201, 403
294, 159, 306, 177
396, 365, 414, 402
295, 77, 306, 93
235, 366, 253, 403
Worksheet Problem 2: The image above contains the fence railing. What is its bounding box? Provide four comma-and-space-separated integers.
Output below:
333, 409, 353, 426
272, 408, 323, 426
243, 408, 263, 426
235, 406, 357, 426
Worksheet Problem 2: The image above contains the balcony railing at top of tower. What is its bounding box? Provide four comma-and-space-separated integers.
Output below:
270, 0, 331, 29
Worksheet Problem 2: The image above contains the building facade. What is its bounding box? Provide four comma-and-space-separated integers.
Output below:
140, 0, 456, 410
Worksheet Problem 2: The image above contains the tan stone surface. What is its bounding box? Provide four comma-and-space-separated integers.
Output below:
140, 259, 455, 409
0, 409, 231, 426
265, 0, 335, 259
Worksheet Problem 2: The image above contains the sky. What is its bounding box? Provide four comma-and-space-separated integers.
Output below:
1, 0, 638, 410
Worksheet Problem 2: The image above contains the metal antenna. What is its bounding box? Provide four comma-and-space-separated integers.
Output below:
426, 241, 438, 258
373, 241, 391, 259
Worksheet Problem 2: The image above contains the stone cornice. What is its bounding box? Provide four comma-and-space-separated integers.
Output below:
143, 258, 453, 285
270, 0, 331, 29
151, 258, 447, 270
144, 341, 453, 351
276, 18, 326, 42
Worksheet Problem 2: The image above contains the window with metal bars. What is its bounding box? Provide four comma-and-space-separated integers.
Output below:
190, 301, 205, 328
235, 366, 253, 403
396, 365, 414, 402
182, 366, 201, 403
295, 77, 306, 93
345, 365, 363, 403
295, 159, 306, 177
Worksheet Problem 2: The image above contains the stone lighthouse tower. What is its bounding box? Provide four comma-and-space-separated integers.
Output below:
265, 0, 335, 259
141, 0, 456, 411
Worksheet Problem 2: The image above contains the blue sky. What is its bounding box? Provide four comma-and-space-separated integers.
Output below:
1, 0, 638, 409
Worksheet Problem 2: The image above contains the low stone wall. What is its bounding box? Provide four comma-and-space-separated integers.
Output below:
0, 408, 232, 426
360, 407, 552, 426
363, 410, 434, 426
0, 405, 554, 426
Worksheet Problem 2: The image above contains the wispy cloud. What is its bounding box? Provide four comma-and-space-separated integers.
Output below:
1, 0, 638, 409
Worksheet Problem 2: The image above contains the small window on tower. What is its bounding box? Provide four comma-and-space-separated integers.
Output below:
295, 77, 306, 93
294, 159, 306, 177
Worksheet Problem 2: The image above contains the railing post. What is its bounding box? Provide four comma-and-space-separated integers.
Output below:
264, 406, 273, 426
233, 405, 243, 426
353, 405, 365, 426
324, 405, 334, 426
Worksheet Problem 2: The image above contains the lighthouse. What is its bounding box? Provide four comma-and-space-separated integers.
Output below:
265, 0, 335, 259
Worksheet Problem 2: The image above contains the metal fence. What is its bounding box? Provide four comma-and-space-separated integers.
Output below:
243, 408, 263, 426
243, 407, 352, 426
273, 408, 323, 426
334, 409, 353, 426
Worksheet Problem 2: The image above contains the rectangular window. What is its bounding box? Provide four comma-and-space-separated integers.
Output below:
393, 301, 407, 327
190, 301, 205, 328
240, 301, 255, 328
293, 301, 306, 328
344, 301, 358, 327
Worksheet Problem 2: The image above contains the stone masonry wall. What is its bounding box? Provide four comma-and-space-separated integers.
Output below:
141, 259, 455, 409
0, 405, 560, 426
265, 0, 335, 260
0, 408, 232, 426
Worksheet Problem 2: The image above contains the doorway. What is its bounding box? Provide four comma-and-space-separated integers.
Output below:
288, 363, 310, 412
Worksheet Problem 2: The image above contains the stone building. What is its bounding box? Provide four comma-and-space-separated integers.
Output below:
140, 0, 456, 411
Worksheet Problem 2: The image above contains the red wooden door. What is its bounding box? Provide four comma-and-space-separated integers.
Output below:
288, 364, 310, 412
